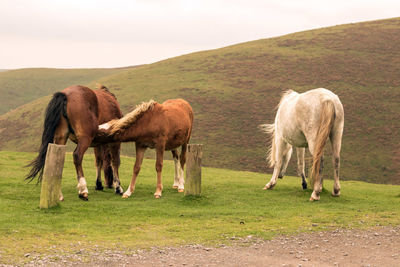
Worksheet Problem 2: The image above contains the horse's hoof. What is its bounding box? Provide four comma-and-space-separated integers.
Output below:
59, 196, 64, 202
309, 196, 320, 201
79, 193, 89, 201
154, 194, 161, 199
332, 190, 341, 197
122, 194, 130, 199
178, 189, 184, 193
173, 185, 178, 189
95, 185, 104, 191
263, 184, 274, 190
115, 187, 123, 195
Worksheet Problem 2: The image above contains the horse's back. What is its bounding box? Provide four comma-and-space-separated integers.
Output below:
276, 88, 343, 147
94, 89, 123, 123
160, 99, 193, 148
297, 88, 344, 121
61, 86, 101, 138
162, 98, 193, 123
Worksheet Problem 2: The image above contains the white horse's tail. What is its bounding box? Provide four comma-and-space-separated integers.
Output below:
259, 123, 276, 168
312, 100, 335, 185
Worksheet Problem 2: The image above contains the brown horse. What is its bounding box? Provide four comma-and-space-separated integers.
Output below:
97, 99, 194, 198
26, 85, 124, 201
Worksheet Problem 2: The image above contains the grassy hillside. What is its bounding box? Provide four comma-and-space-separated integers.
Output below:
0, 67, 134, 114
1, 151, 399, 264
0, 18, 399, 184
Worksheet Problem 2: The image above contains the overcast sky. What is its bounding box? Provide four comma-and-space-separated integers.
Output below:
1, 0, 399, 69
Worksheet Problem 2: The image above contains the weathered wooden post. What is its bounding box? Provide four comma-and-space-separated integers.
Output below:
39, 143, 66, 208
185, 144, 202, 196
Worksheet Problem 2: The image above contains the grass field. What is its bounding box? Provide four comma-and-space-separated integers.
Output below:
0, 151, 399, 264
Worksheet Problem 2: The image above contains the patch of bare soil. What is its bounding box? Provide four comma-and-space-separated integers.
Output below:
21, 226, 399, 267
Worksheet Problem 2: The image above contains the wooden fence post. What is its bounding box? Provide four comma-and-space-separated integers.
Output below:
185, 144, 202, 196
39, 143, 66, 209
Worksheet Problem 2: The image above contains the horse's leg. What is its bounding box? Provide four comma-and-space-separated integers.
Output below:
103, 150, 114, 189
122, 144, 146, 198
54, 117, 69, 201
319, 155, 324, 192
94, 147, 104, 191
307, 139, 322, 201
171, 149, 180, 189
278, 145, 293, 179
331, 130, 342, 197
73, 136, 91, 201
154, 143, 165, 198
177, 143, 187, 192
264, 139, 287, 190
296, 147, 307, 190
109, 143, 123, 195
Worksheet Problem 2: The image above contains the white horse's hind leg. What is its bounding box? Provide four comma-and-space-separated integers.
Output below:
278, 146, 293, 179
296, 147, 307, 189
264, 139, 288, 190
319, 155, 324, 192
331, 129, 342, 197
307, 139, 322, 201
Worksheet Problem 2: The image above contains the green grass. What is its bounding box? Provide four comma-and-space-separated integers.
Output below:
0, 151, 399, 264
0, 18, 399, 184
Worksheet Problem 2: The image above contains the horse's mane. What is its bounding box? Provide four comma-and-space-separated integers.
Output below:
107, 100, 156, 134
96, 84, 117, 100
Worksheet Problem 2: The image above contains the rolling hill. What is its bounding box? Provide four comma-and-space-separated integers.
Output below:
0, 67, 135, 115
0, 18, 399, 184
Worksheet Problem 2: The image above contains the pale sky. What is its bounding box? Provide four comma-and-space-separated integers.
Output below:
1, 0, 399, 69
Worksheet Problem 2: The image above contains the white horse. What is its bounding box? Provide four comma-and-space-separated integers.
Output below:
260, 88, 344, 201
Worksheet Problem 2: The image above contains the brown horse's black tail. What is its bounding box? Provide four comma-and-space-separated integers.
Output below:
25, 92, 68, 183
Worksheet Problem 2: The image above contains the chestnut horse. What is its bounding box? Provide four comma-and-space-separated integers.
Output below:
26, 85, 124, 200
97, 99, 193, 198
259, 88, 344, 201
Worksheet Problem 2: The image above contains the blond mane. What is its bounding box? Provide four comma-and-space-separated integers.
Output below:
107, 100, 156, 134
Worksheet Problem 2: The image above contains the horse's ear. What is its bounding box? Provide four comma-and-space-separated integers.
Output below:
96, 83, 108, 90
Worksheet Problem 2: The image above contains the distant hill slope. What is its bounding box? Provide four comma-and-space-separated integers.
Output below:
0, 18, 399, 184
0, 67, 133, 114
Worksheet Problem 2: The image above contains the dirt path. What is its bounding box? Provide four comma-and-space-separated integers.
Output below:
21, 226, 400, 267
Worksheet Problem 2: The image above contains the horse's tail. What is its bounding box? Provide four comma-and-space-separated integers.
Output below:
311, 100, 335, 185
25, 92, 68, 183
259, 123, 276, 168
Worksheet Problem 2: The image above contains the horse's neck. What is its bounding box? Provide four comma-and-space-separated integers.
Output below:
117, 125, 140, 142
